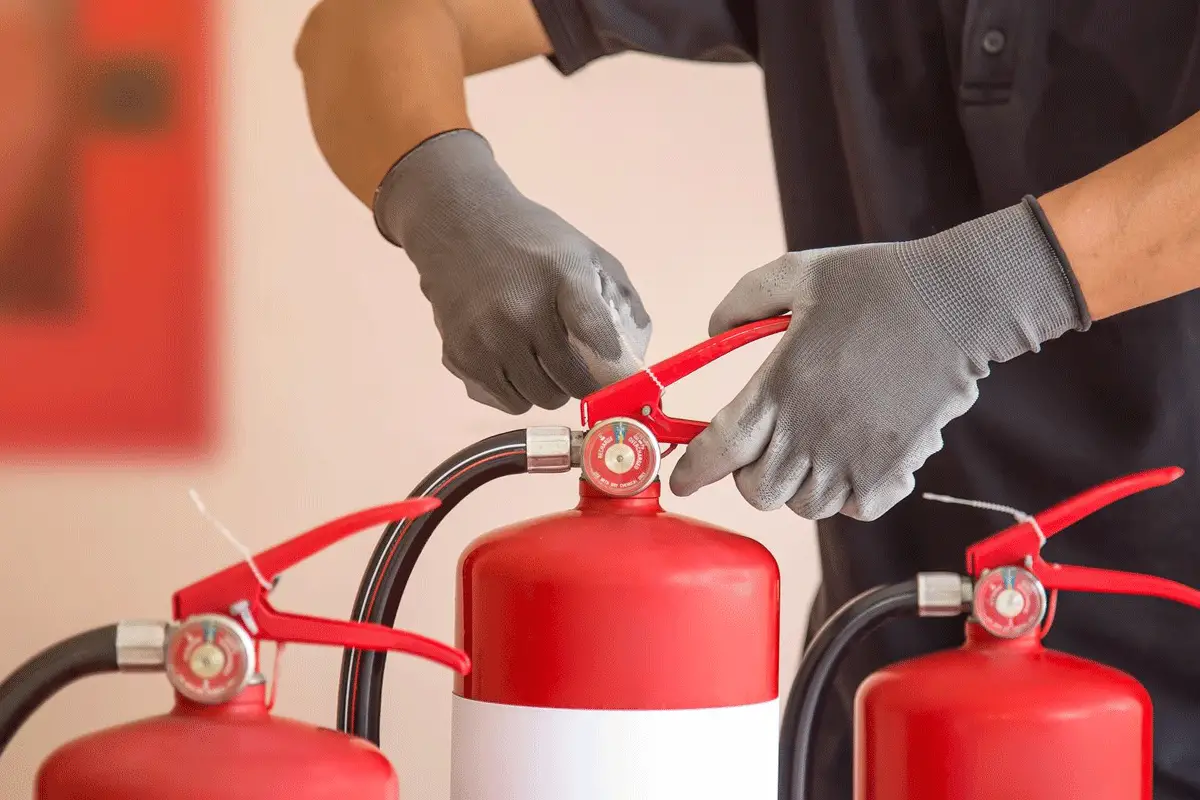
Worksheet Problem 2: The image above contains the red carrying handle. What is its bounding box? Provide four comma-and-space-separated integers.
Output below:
581, 315, 792, 443
966, 466, 1200, 611
173, 497, 470, 675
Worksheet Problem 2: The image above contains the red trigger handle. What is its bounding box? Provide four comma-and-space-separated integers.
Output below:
172, 497, 470, 675
581, 315, 792, 443
966, 466, 1200, 612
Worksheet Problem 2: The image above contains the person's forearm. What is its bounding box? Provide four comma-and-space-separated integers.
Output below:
1039, 110, 1200, 320
294, 0, 476, 206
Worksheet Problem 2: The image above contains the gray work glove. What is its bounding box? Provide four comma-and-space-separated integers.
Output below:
669, 196, 1091, 521
374, 129, 652, 414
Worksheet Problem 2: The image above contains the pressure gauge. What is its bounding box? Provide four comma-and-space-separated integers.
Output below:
580, 417, 661, 497
972, 566, 1047, 639
165, 613, 256, 705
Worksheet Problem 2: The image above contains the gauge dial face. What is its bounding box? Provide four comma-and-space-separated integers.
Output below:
973, 566, 1047, 639
580, 418, 660, 497
166, 614, 255, 705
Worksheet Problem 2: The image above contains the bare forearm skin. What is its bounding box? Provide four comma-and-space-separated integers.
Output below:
294, 0, 552, 207
1040, 110, 1200, 321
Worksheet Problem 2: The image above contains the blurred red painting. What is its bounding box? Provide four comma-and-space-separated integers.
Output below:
0, 0, 214, 457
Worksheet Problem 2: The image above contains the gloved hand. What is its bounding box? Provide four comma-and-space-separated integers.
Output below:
670, 196, 1091, 521
373, 128, 652, 414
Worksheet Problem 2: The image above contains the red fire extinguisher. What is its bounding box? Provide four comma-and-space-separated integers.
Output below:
781, 464, 1196, 800
337, 317, 793, 800
0, 496, 470, 799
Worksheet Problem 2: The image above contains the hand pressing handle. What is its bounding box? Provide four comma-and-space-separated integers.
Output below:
581, 315, 792, 444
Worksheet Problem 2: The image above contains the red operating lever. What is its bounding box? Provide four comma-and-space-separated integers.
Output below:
581, 315, 792, 443
966, 466, 1200, 610
173, 497, 470, 674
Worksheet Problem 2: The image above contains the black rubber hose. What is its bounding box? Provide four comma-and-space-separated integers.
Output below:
337, 430, 529, 743
779, 580, 919, 800
0, 625, 120, 756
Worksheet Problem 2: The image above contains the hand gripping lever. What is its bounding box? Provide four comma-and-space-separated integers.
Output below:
576, 316, 790, 497
581, 315, 792, 443
169, 497, 469, 704
964, 466, 1200, 635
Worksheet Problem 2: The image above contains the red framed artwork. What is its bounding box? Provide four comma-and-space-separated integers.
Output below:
0, 0, 215, 458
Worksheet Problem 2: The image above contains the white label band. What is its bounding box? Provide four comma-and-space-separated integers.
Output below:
450, 695, 780, 800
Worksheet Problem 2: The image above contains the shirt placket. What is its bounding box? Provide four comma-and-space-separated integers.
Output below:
959, 0, 1024, 105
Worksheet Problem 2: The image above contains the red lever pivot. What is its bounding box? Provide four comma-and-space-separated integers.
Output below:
172, 497, 470, 674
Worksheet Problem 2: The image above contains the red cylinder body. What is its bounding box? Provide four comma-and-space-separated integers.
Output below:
855, 622, 1153, 800
37, 685, 398, 800
450, 480, 781, 800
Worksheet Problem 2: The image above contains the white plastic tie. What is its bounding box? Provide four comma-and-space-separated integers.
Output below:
188, 489, 275, 591
619, 323, 667, 395
922, 492, 1047, 547
610, 307, 665, 395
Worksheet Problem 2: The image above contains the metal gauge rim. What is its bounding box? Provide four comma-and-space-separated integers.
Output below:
580, 417, 662, 498
972, 566, 1048, 639
165, 613, 257, 705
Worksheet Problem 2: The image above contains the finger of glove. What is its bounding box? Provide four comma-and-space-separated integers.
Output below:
534, 330, 606, 399
733, 448, 811, 512
507, 349, 571, 410
589, 245, 653, 332
841, 416, 958, 521
558, 265, 651, 392
669, 357, 780, 497
841, 470, 917, 522
785, 469, 852, 521
443, 356, 532, 415
725, 409, 813, 511
708, 253, 802, 336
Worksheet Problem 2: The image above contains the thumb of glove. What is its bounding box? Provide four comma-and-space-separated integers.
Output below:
708, 248, 857, 335
707, 255, 802, 336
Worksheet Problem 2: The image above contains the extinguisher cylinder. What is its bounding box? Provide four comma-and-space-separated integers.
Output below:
855, 623, 1153, 800
36, 683, 402, 800
452, 481, 781, 800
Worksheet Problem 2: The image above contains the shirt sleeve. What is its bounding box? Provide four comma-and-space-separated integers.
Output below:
531, 0, 758, 75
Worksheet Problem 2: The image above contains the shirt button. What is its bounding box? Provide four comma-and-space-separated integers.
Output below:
981, 29, 1006, 55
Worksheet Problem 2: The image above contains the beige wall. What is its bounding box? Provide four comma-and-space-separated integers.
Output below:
0, 2, 819, 796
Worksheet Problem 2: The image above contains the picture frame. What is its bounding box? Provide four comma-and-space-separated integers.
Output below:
0, 0, 215, 458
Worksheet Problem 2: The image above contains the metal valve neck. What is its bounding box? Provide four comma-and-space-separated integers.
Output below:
171, 681, 270, 716
963, 621, 1042, 648
576, 478, 663, 513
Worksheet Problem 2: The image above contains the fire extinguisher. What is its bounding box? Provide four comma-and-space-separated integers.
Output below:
329, 312, 1199, 800
337, 316, 794, 800
4, 318, 1193, 800
0, 496, 470, 799
779, 464, 1196, 800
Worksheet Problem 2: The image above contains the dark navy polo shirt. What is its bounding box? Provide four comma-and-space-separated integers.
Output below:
530, 2, 1200, 796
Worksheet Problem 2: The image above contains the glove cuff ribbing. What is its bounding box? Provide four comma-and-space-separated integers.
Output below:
899, 197, 1092, 368
1023, 194, 1092, 332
